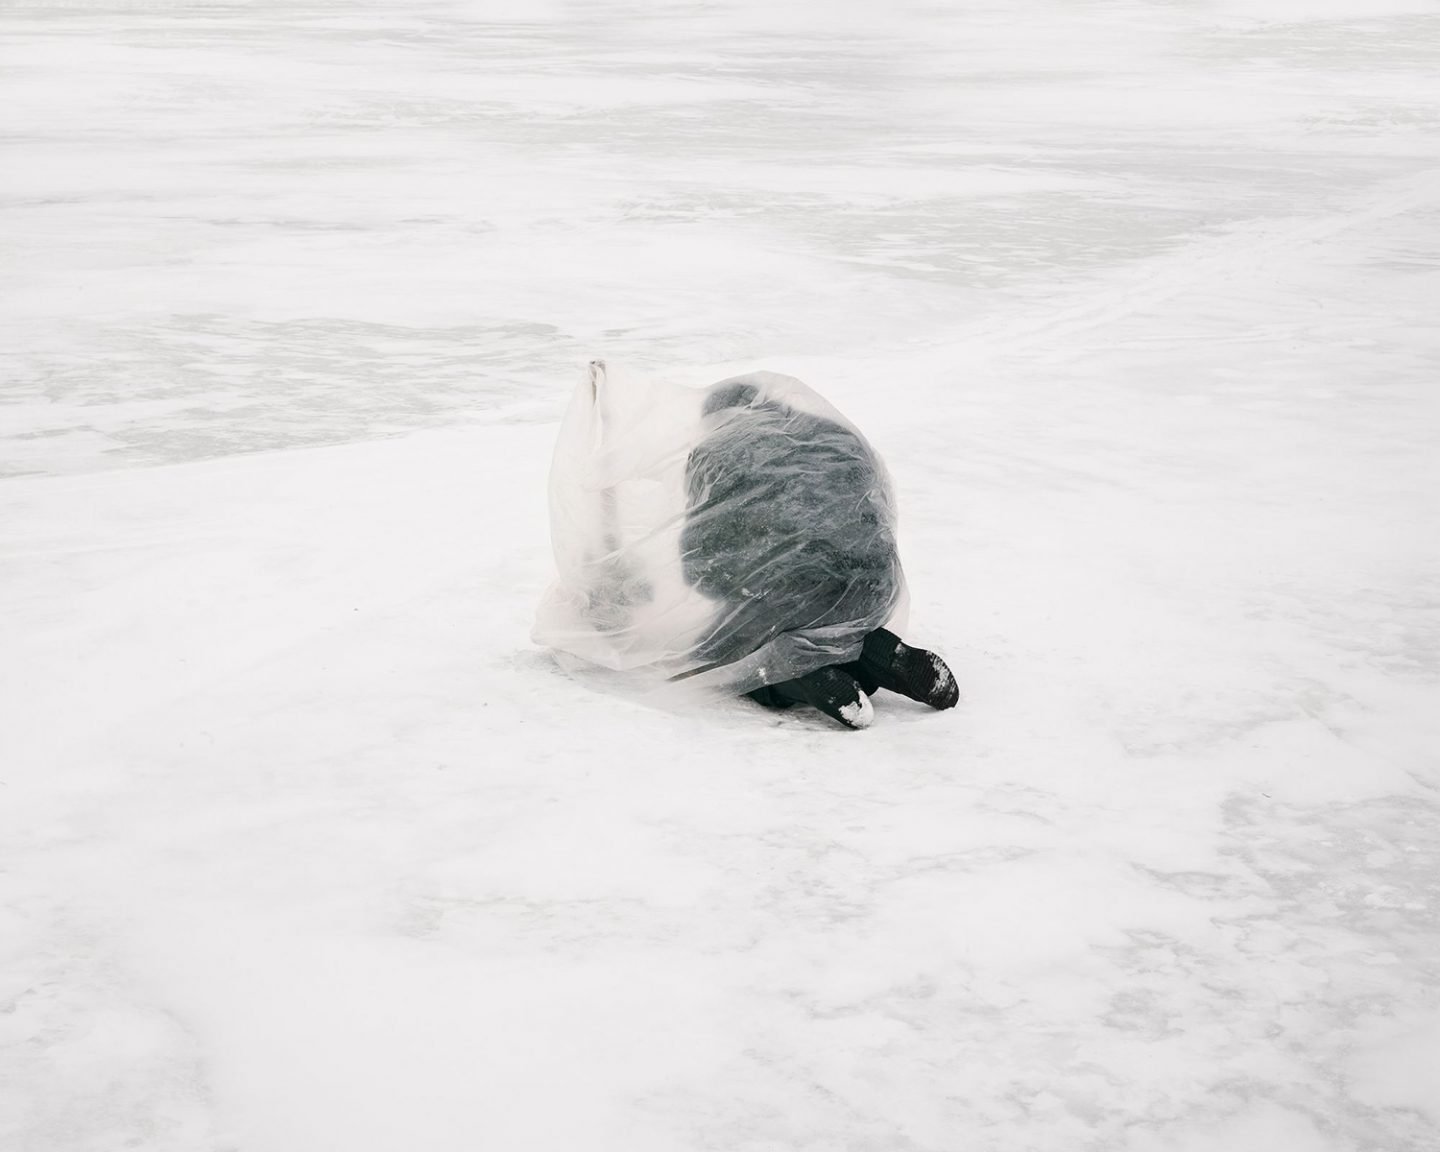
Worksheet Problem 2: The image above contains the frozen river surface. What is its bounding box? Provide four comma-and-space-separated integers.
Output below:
3, 2, 1439, 1150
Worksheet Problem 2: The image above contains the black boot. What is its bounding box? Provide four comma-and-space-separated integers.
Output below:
748, 666, 873, 729
848, 628, 958, 710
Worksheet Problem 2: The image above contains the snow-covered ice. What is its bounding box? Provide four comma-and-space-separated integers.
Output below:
3, 1, 1439, 1149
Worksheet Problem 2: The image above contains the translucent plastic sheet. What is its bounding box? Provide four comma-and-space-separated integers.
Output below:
534, 362, 908, 695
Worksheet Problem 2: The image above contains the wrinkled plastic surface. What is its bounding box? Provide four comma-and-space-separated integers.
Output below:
534, 362, 908, 694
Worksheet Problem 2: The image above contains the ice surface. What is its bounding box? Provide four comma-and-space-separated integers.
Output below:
2, 2, 1439, 1150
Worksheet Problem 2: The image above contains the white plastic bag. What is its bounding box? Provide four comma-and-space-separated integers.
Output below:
533, 361, 908, 694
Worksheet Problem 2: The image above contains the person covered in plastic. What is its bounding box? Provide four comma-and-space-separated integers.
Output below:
534, 363, 958, 729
